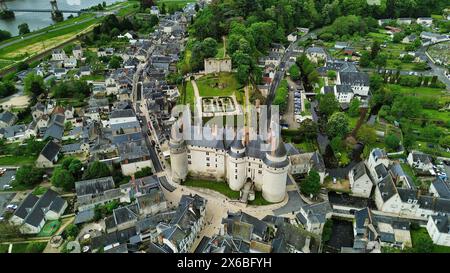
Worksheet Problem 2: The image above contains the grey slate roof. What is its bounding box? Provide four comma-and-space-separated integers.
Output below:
0, 111, 16, 125
74, 209, 95, 224
432, 178, 450, 199
40, 140, 61, 162
339, 72, 369, 86
352, 162, 369, 181
75, 176, 115, 197
378, 174, 397, 202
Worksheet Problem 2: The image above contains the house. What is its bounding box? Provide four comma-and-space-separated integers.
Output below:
402, 34, 417, 44
150, 6, 160, 16
61, 142, 90, 155
334, 42, 349, 50
429, 178, 450, 199
64, 57, 77, 69
336, 71, 370, 97
151, 194, 206, 253
43, 114, 65, 141
420, 32, 450, 44
75, 176, 130, 212
36, 140, 61, 168
54, 68, 67, 80
221, 211, 272, 253
118, 139, 153, 176
296, 202, 332, 235
407, 151, 433, 173
366, 148, 390, 180
397, 18, 414, 25
426, 215, 450, 247
98, 47, 115, 57
289, 151, 326, 183
25, 120, 38, 138
0, 125, 27, 142
72, 45, 83, 60
31, 102, 46, 120
80, 66, 91, 76
287, 32, 297, 42
416, 17, 433, 26
10, 189, 67, 234
52, 49, 67, 61
0, 111, 17, 128
64, 106, 74, 120
349, 162, 374, 198
305, 47, 327, 63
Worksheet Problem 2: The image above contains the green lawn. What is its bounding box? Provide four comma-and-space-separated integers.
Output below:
32, 186, 48, 196
294, 141, 318, 153
0, 19, 99, 62
183, 178, 240, 199
0, 244, 9, 253
0, 155, 36, 166
400, 163, 421, 187
410, 228, 450, 253
11, 242, 47, 253
248, 191, 273, 206
387, 84, 449, 102
37, 220, 61, 237
196, 73, 243, 101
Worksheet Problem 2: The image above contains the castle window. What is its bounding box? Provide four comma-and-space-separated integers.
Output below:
258, 170, 262, 174
259, 164, 262, 168
206, 157, 210, 161
206, 152, 209, 155
206, 163, 210, 167
235, 169, 237, 173
235, 164, 237, 167
235, 175, 237, 179
188, 155, 191, 159
248, 163, 251, 167
188, 161, 191, 164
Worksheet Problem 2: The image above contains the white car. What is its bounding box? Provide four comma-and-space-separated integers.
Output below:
6, 204, 17, 210
3, 184, 12, 190
0, 216, 4, 221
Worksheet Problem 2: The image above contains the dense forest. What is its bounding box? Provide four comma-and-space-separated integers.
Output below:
187, 0, 449, 81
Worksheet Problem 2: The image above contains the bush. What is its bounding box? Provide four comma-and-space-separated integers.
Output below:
65, 224, 80, 238
385, 134, 400, 151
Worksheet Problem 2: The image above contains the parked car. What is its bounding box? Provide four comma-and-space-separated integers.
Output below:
6, 204, 17, 210
3, 184, 12, 190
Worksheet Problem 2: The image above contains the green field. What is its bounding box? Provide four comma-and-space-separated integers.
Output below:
0, 155, 37, 166
11, 242, 47, 253
0, 244, 9, 253
32, 186, 49, 196
183, 178, 240, 199
248, 191, 273, 206
196, 73, 243, 101
38, 220, 61, 237
411, 228, 450, 253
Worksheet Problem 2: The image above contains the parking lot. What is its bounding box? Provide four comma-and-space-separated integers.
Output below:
0, 192, 16, 217
0, 169, 16, 189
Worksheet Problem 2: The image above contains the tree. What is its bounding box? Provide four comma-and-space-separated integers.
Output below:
327, 112, 349, 138
0, 222, 23, 240
327, 70, 337, 80
289, 64, 301, 81
51, 168, 75, 191
83, 161, 111, 180
15, 165, 45, 187
370, 40, 381, 60
134, 167, 153, 179
390, 96, 422, 119
108, 56, 123, 69
298, 119, 318, 141
348, 98, 360, 117
357, 125, 377, 146
18, 23, 30, 35
385, 134, 400, 151
414, 235, 434, 253
65, 224, 80, 238
317, 92, 339, 117
17, 62, 29, 72
202, 37, 218, 58
61, 157, 83, 179
0, 30, 11, 42
439, 135, 450, 149
140, 0, 155, 10
359, 51, 371, 67
301, 170, 321, 197
24, 73, 46, 99
25, 242, 46, 253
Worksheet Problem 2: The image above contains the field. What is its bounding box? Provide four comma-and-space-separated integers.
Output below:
387, 84, 450, 103
183, 178, 240, 199
410, 228, 450, 253
0, 155, 37, 166
11, 242, 47, 253
196, 73, 243, 99
38, 220, 61, 237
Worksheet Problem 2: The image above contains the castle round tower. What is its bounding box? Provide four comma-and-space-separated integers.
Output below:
169, 123, 188, 184
226, 136, 247, 191
261, 137, 289, 203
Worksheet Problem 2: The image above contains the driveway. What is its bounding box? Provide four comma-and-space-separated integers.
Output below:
273, 191, 305, 216
0, 192, 16, 217
0, 169, 16, 189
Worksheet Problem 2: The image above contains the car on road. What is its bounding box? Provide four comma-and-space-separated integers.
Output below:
3, 184, 12, 190
6, 204, 17, 210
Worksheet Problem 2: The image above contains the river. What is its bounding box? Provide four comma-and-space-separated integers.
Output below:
0, 0, 124, 36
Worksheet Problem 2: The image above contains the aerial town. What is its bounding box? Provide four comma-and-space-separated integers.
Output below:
0, 0, 449, 255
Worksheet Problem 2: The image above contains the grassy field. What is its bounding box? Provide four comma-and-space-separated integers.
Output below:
411, 228, 450, 253
183, 178, 240, 199
294, 141, 318, 153
0, 244, 9, 253
196, 73, 243, 102
32, 186, 49, 196
11, 242, 47, 253
37, 220, 61, 237
0, 155, 36, 166
248, 191, 273, 206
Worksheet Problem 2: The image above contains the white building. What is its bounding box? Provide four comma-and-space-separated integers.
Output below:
169, 122, 290, 203
427, 215, 450, 247
407, 151, 433, 173
52, 49, 67, 61
349, 162, 374, 198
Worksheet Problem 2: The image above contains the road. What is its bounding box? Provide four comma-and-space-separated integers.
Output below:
266, 30, 319, 124
416, 45, 450, 90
